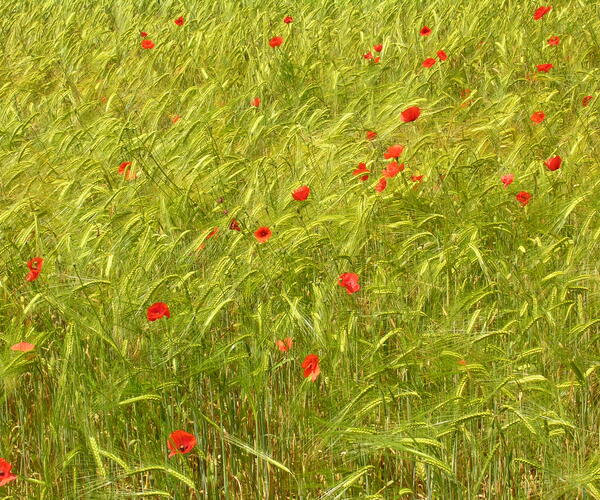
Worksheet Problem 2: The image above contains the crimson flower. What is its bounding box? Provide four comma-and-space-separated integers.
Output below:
516, 191, 532, 206
401, 106, 421, 122
530, 111, 545, 123
422, 58, 436, 68
582, 96, 593, 107
366, 130, 377, 140
353, 162, 369, 181
283, 16, 293, 24
251, 97, 261, 107
338, 272, 360, 294
544, 155, 562, 171
118, 161, 137, 180
118, 161, 132, 174
141, 39, 155, 49
170, 115, 181, 124
547, 36, 560, 46
302, 354, 321, 382
373, 44, 383, 52
229, 219, 241, 231
382, 162, 404, 178
411, 175, 424, 182
533, 6, 552, 20
292, 185, 310, 201
140, 31, 148, 38
0, 458, 17, 487
198, 227, 219, 250
167, 430, 197, 458
254, 226, 272, 243
384, 144, 404, 159
373, 57, 380, 64
375, 177, 387, 192
269, 36, 283, 48
11, 342, 35, 352
25, 257, 43, 282
174, 16, 184, 26
501, 174, 514, 188
363, 52, 373, 60
276, 337, 293, 352
536, 63, 553, 72
420, 26, 432, 36
437, 50, 448, 61
147, 302, 170, 321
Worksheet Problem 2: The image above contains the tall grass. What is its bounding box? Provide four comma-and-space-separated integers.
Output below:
0, 0, 599, 498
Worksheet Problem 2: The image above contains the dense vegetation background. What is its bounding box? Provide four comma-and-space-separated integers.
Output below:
0, 0, 599, 498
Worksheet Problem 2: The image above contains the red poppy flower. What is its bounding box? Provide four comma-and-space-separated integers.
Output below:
25, 257, 43, 282
373, 57, 380, 64
141, 39, 155, 49
382, 162, 404, 178
366, 130, 377, 140
501, 174, 514, 188
401, 106, 421, 122
384, 144, 404, 159
118, 161, 132, 174
544, 155, 562, 171
530, 111, 545, 123
269, 36, 283, 48
363, 52, 373, 60
229, 219, 241, 231
170, 115, 181, 124
547, 36, 560, 46
437, 50, 448, 61
167, 430, 197, 458
353, 162, 370, 181
302, 354, 321, 382
10, 342, 35, 352
582, 96, 593, 107
140, 31, 148, 38
118, 161, 138, 180
147, 302, 170, 322
251, 97, 261, 107
420, 26, 432, 36
375, 177, 387, 192
422, 58, 436, 68
338, 272, 360, 294
283, 16, 293, 24
0, 458, 17, 487
516, 191, 532, 206
254, 226, 272, 243
198, 226, 219, 250
373, 44, 383, 52
536, 63, 553, 73
533, 6, 552, 20
292, 185, 310, 201
174, 16, 184, 26
411, 175, 424, 182
276, 337, 293, 352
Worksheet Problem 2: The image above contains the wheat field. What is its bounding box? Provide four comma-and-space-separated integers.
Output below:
0, 0, 599, 498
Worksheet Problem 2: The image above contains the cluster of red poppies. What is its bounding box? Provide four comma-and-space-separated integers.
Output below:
496, 5, 593, 207
362, 44, 383, 64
